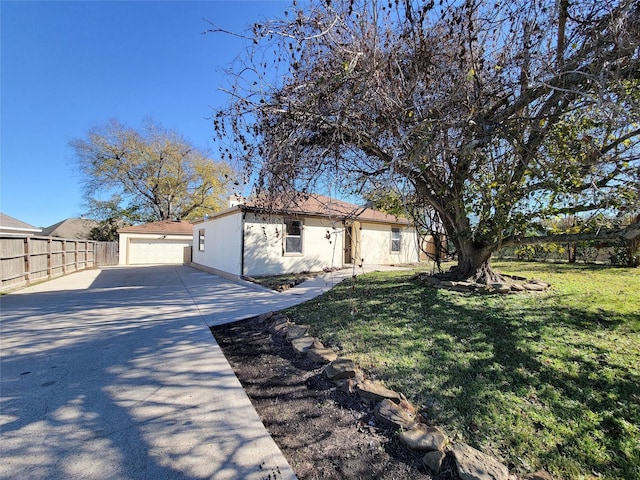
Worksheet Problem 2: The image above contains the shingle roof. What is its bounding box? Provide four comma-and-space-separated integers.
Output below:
243, 193, 411, 225
42, 218, 99, 239
0, 213, 42, 233
118, 220, 194, 235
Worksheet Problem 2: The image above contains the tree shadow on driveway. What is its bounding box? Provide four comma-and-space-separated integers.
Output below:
0, 266, 294, 480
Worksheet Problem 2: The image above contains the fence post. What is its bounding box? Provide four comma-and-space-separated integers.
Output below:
24, 237, 31, 285
47, 237, 53, 280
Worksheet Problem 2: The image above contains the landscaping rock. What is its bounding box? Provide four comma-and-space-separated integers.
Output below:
270, 316, 290, 333
510, 283, 525, 292
338, 377, 358, 394
334, 370, 365, 390
398, 397, 417, 415
257, 311, 275, 322
374, 398, 415, 429
523, 282, 547, 291
451, 443, 509, 480
491, 283, 512, 294
306, 347, 338, 364
286, 323, 310, 339
450, 284, 474, 292
454, 281, 479, 291
398, 424, 447, 451
324, 358, 358, 380
356, 379, 402, 403
290, 336, 319, 354
423, 450, 446, 474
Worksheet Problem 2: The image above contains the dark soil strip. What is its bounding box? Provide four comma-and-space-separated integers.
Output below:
211, 317, 458, 480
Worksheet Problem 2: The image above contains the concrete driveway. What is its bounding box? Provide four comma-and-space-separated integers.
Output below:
1, 265, 356, 480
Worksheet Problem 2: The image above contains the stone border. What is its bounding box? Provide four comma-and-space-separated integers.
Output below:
412, 273, 552, 294
257, 311, 555, 480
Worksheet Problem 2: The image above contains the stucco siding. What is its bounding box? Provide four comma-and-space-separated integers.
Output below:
359, 222, 419, 265
243, 213, 344, 276
191, 211, 243, 276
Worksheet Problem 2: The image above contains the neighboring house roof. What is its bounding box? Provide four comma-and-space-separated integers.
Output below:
42, 218, 99, 239
0, 212, 42, 235
242, 193, 411, 225
118, 220, 194, 235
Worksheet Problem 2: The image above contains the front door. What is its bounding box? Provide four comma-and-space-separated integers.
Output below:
344, 225, 353, 264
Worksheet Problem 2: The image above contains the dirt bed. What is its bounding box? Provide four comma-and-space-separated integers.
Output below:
211, 317, 458, 480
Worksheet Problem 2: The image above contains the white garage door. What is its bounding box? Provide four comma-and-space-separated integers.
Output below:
128, 239, 190, 265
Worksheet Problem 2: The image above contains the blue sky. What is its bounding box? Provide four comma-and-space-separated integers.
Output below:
1, 0, 288, 228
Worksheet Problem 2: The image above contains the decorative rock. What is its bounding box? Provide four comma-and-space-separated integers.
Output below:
523, 471, 554, 480
374, 398, 415, 429
338, 377, 357, 394
356, 379, 402, 403
257, 311, 275, 322
306, 347, 338, 364
290, 336, 318, 354
510, 283, 525, 292
398, 397, 417, 415
398, 424, 447, 451
333, 369, 365, 389
451, 443, 509, 480
523, 282, 547, 291
271, 317, 290, 333
324, 358, 357, 380
491, 283, 511, 294
450, 284, 474, 292
423, 450, 446, 474
286, 324, 310, 340
456, 281, 478, 290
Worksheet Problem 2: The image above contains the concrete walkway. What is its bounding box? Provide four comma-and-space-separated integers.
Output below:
0, 264, 408, 479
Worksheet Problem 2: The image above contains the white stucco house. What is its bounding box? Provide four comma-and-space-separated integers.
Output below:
191, 194, 419, 280
118, 220, 193, 265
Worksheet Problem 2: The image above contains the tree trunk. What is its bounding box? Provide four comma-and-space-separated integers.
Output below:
435, 240, 504, 284
624, 237, 640, 267
567, 243, 577, 263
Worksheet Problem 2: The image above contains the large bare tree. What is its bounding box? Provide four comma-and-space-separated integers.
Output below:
72, 119, 236, 223
214, 0, 640, 281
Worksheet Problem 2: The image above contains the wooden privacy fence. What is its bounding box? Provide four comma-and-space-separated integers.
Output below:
96, 241, 119, 267
0, 236, 118, 292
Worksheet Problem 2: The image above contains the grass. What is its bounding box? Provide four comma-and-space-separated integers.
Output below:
284, 261, 640, 480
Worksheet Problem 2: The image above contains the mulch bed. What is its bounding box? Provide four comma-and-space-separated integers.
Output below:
211, 317, 458, 480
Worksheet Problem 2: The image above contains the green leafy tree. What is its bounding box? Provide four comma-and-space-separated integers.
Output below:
214, 0, 640, 282
83, 196, 140, 241
72, 119, 236, 223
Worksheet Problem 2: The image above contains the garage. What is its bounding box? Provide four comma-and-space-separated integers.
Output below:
118, 220, 193, 265
127, 238, 190, 264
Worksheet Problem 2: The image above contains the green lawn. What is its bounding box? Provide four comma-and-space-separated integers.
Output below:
284, 261, 640, 480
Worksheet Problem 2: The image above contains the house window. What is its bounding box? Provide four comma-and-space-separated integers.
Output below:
284, 219, 303, 255
391, 227, 401, 253
198, 229, 205, 251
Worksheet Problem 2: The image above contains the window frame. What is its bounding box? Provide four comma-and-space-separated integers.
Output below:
198, 229, 205, 252
390, 227, 402, 253
283, 218, 303, 256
